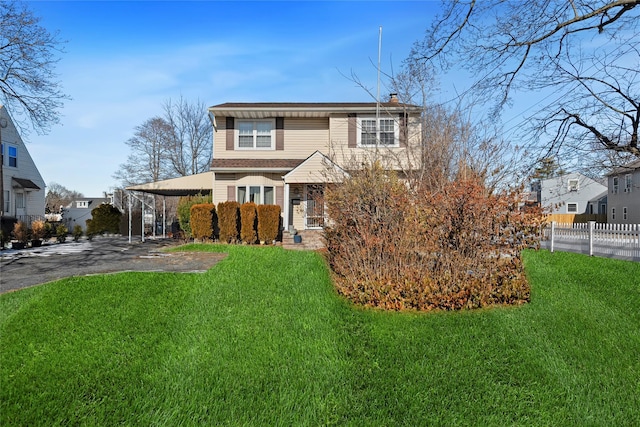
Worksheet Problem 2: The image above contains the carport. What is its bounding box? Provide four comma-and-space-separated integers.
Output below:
125, 172, 213, 242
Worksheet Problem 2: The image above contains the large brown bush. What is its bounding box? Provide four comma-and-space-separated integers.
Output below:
325, 162, 543, 311
218, 201, 240, 243
190, 203, 217, 242
240, 202, 258, 244
257, 204, 281, 243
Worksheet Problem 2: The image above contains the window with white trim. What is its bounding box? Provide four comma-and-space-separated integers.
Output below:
567, 203, 578, 213
76, 201, 88, 208
624, 174, 632, 193
612, 176, 619, 194
358, 117, 398, 147
3, 144, 17, 167
4, 190, 10, 212
237, 186, 274, 204
236, 120, 275, 150
567, 178, 579, 192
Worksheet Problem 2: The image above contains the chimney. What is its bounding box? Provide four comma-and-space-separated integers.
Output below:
389, 93, 399, 104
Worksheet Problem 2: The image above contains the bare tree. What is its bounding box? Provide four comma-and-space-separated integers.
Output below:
113, 117, 173, 187
45, 182, 83, 214
0, 0, 67, 215
411, 0, 640, 164
163, 96, 213, 177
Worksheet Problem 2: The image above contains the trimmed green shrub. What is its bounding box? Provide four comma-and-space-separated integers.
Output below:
56, 224, 68, 243
257, 204, 281, 244
240, 202, 258, 244
190, 203, 217, 242
177, 194, 212, 239
72, 225, 83, 242
86, 204, 122, 235
218, 201, 240, 243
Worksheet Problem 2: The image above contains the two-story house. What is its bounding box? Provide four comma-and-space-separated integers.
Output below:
207, 95, 422, 233
606, 159, 640, 224
1, 105, 46, 223
537, 172, 607, 217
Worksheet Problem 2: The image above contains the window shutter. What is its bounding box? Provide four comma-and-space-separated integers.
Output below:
348, 114, 357, 148
226, 117, 234, 150
399, 112, 407, 148
276, 117, 284, 150
227, 185, 235, 201
276, 186, 284, 210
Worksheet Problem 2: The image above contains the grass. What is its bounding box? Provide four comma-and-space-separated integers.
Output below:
1, 246, 639, 426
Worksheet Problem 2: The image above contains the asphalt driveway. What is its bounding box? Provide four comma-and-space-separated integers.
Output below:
0, 237, 226, 294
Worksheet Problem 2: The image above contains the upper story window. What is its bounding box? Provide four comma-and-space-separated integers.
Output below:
1, 144, 17, 167
237, 120, 275, 150
76, 201, 89, 208
567, 178, 579, 192
612, 176, 619, 194
358, 117, 398, 147
624, 174, 632, 193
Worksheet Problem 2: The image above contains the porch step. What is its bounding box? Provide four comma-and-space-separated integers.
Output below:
281, 230, 325, 251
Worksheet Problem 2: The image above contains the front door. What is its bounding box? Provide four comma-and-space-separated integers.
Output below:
305, 184, 324, 229
15, 191, 26, 218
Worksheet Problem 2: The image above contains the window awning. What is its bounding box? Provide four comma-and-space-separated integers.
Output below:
12, 178, 41, 190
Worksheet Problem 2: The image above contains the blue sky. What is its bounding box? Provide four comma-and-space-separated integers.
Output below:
23, 0, 446, 196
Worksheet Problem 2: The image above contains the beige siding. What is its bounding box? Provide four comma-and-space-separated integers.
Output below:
214, 117, 329, 160
213, 172, 284, 204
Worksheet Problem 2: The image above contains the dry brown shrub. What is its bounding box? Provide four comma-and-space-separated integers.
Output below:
325, 162, 543, 311
190, 203, 217, 242
240, 202, 258, 244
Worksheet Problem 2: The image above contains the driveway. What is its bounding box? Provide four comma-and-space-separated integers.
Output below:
0, 236, 226, 294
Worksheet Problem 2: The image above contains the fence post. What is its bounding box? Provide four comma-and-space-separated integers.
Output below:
589, 221, 595, 257
550, 221, 555, 253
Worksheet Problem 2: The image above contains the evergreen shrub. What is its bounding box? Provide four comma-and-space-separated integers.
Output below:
190, 203, 217, 242
218, 201, 240, 243
257, 204, 281, 243
177, 194, 212, 239
240, 202, 258, 244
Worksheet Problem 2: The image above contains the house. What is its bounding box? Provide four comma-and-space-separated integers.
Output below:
0, 105, 46, 223
62, 196, 111, 232
536, 172, 607, 217
606, 159, 640, 224
207, 95, 422, 233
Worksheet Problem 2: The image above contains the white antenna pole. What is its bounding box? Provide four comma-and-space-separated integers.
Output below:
376, 26, 382, 141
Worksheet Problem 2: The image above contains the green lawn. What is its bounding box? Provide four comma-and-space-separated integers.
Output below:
1, 246, 639, 426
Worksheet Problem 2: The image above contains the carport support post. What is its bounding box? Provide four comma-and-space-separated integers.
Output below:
141, 193, 145, 243
128, 192, 132, 244
162, 196, 166, 238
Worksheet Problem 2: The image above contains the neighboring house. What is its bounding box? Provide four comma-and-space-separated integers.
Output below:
606, 159, 640, 224
62, 196, 111, 232
537, 172, 607, 216
207, 95, 422, 233
0, 105, 46, 223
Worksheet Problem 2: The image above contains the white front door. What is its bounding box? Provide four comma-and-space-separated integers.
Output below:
15, 191, 26, 217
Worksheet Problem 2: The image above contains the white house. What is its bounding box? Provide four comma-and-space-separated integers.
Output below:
0, 105, 46, 223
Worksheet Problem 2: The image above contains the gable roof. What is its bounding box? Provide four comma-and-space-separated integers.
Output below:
283, 151, 348, 184
606, 159, 640, 176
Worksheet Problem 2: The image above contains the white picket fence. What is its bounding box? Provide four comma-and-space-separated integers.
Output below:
541, 222, 640, 262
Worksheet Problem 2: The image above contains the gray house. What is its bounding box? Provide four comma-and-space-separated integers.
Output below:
62, 197, 111, 232
606, 159, 640, 224
538, 172, 607, 216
